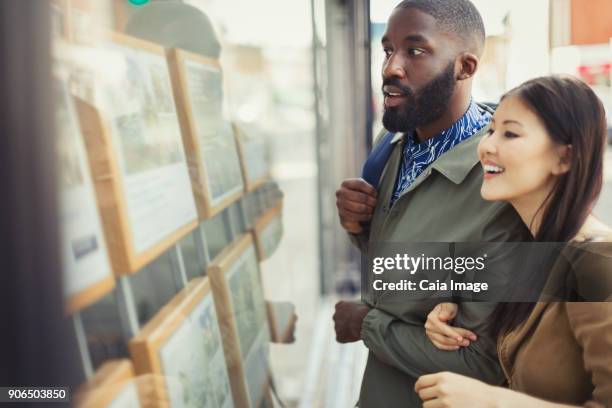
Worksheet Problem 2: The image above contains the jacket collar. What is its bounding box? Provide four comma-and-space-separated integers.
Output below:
387, 124, 490, 185
390, 132, 404, 144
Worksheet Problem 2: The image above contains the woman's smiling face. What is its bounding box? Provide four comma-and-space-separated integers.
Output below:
478, 94, 570, 204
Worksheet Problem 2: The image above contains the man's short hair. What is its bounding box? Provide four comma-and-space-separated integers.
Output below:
395, 0, 486, 55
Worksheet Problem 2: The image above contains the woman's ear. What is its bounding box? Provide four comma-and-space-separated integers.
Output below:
553, 144, 572, 175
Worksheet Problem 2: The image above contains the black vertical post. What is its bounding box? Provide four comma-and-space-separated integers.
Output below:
0, 0, 80, 391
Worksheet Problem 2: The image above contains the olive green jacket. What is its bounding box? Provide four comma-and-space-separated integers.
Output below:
352, 122, 531, 407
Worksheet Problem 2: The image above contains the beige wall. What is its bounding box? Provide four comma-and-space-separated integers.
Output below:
571, 0, 612, 45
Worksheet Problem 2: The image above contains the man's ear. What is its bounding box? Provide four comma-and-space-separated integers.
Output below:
553, 144, 572, 175
456, 52, 478, 80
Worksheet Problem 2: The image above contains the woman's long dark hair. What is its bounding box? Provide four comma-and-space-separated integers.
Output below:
488, 76, 607, 338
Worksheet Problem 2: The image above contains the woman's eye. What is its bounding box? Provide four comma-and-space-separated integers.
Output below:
407, 48, 424, 56
383, 48, 392, 58
486, 128, 494, 136
504, 131, 519, 138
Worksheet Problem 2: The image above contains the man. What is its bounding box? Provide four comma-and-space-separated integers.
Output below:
334, 1, 530, 407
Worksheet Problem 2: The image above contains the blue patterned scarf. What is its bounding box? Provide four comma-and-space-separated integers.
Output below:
391, 101, 492, 204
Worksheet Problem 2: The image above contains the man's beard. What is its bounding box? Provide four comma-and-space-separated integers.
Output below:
382, 61, 456, 133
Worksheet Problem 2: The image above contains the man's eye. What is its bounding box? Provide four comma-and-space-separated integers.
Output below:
407, 48, 424, 56
383, 48, 392, 58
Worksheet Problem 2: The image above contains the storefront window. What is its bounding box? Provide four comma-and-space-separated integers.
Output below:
52, 0, 318, 405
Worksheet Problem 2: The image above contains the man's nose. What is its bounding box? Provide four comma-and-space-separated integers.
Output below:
382, 54, 405, 79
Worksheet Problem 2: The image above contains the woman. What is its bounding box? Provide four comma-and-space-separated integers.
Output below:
416, 75, 612, 407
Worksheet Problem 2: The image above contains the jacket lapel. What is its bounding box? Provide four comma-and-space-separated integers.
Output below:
390, 127, 487, 209
371, 137, 403, 238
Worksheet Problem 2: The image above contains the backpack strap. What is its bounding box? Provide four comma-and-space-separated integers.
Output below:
361, 131, 396, 189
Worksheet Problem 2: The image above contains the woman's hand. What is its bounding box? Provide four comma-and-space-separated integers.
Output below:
416, 372, 578, 408
415, 371, 498, 407
425, 303, 477, 350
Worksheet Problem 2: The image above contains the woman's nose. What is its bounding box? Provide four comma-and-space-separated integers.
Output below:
478, 131, 497, 157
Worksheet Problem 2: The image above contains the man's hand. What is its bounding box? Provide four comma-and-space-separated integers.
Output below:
333, 300, 371, 343
336, 178, 378, 234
